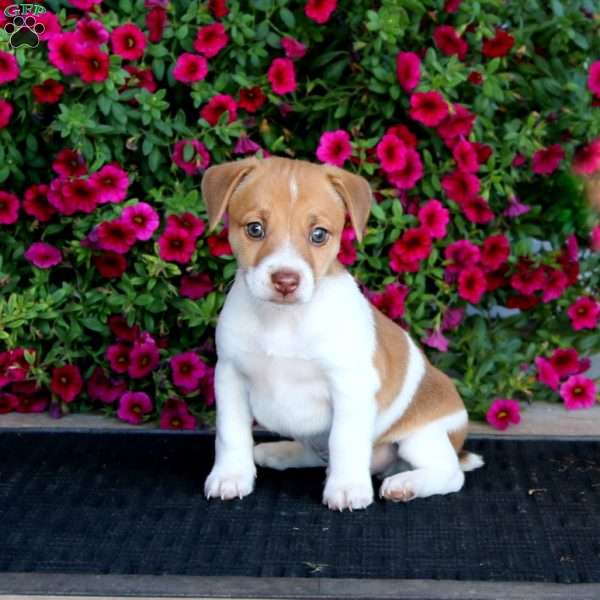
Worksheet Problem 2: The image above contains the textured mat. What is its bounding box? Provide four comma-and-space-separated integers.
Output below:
0, 431, 599, 583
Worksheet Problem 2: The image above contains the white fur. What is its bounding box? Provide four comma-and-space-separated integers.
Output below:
289, 175, 299, 204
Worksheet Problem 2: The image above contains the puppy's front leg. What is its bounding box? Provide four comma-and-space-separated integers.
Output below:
323, 373, 377, 511
204, 360, 256, 500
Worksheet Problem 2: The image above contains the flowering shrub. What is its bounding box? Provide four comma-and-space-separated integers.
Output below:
0, 0, 599, 428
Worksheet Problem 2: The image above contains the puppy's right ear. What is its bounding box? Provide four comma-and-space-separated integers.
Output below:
201, 157, 259, 230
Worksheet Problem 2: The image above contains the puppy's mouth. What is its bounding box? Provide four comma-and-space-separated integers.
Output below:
269, 291, 302, 305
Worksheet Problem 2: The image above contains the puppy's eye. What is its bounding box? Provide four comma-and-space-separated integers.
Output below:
309, 227, 329, 246
246, 222, 265, 240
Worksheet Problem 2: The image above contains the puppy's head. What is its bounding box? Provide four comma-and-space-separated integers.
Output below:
201, 156, 372, 304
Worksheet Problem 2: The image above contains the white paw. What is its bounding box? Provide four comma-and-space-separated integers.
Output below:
322, 478, 373, 511
204, 465, 256, 500
380, 471, 417, 502
254, 442, 289, 470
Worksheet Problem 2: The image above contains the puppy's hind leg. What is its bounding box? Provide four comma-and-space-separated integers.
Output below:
254, 441, 326, 471
380, 423, 464, 502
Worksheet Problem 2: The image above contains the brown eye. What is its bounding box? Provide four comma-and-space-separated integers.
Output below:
309, 227, 329, 246
246, 222, 265, 240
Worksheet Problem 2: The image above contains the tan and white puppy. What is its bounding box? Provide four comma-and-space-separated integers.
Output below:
201, 156, 483, 511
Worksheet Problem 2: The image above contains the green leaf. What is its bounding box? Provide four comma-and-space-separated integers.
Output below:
280, 7, 296, 29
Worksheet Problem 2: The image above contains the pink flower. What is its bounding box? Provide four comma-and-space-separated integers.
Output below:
410, 91, 449, 127
233, 136, 262, 155
480, 235, 510, 271
180, 272, 214, 299
53, 148, 87, 178
399, 227, 432, 262
87, 367, 127, 405
541, 267, 568, 302
121, 202, 160, 241
268, 58, 297, 94
24, 242, 62, 269
567, 296, 600, 330
433, 25, 468, 60
531, 144, 564, 175
48, 33, 81, 75
444, 239, 481, 278
111, 23, 146, 61
444, 0, 463, 12
0, 50, 20, 84
316, 130, 352, 166
36, 12, 61, 41
460, 195, 494, 224
503, 195, 530, 218
62, 177, 99, 214
281, 37, 307, 60
77, 46, 110, 83
170, 351, 209, 392
75, 18, 109, 46
370, 283, 408, 320
167, 213, 205, 240
98, 219, 137, 254
571, 138, 600, 175
387, 147, 423, 190
458, 266, 486, 303
158, 227, 197, 263
0, 99, 13, 128
23, 184, 55, 222
591, 226, 600, 252
200, 94, 237, 126
69, 0, 102, 9
172, 139, 211, 175
437, 104, 476, 145
160, 398, 197, 430
423, 329, 449, 352
549, 348, 581, 379
108, 314, 140, 342
106, 342, 131, 374
510, 262, 545, 295
128, 339, 160, 379
304, 0, 337, 23
535, 357, 560, 391
486, 398, 521, 431
51, 365, 83, 404
418, 199, 449, 240
0, 191, 19, 225
452, 138, 479, 172
441, 307, 464, 331
117, 391, 153, 424
441, 170, 480, 203
587, 60, 600, 98
560, 375, 597, 411
337, 227, 357, 265
173, 53, 208, 84
482, 29, 515, 58
206, 229, 232, 256
395, 52, 421, 92
194, 22, 229, 58
376, 134, 407, 173
90, 164, 129, 204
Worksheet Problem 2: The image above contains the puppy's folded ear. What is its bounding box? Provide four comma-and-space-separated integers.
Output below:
325, 166, 372, 242
201, 157, 259, 230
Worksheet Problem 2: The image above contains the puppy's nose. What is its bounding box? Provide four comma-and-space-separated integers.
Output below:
271, 270, 300, 296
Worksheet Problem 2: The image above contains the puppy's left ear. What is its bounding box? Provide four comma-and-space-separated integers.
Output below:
325, 167, 373, 242
201, 157, 259, 230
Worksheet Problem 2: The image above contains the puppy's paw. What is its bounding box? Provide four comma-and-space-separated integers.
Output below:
322, 478, 373, 511
379, 472, 416, 502
204, 465, 256, 501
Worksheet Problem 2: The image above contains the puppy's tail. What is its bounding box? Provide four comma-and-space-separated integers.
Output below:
459, 450, 484, 472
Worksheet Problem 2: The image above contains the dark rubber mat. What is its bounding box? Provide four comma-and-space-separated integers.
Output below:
0, 431, 599, 583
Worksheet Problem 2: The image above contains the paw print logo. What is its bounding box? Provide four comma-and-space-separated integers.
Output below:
4, 15, 45, 48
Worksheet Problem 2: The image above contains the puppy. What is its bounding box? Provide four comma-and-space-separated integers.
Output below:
201, 156, 483, 511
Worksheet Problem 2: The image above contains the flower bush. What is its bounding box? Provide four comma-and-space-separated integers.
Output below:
0, 0, 599, 428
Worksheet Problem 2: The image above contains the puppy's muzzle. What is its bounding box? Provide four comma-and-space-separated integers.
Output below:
271, 270, 300, 297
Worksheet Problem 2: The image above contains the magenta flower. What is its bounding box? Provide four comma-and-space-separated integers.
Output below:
52, 148, 87, 178
376, 134, 407, 173
409, 91, 449, 127
166, 213, 205, 240
62, 177, 99, 214
336, 227, 357, 266
50, 365, 83, 404
158, 226, 197, 264
587, 60, 600, 98
0, 50, 20, 84
418, 199, 449, 240
458, 266, 487, 304
444, 239, 481, 279
0, 99, 13, 129
172, 140, 211, 175
233, 136, 262, 155
567, 296, 600, 331
560, 375, 597, 411
452, 138, 479, 173
0, 191, 19, 225
460, 195, 494, 225
97, 219, 137, 254
591, 226, 600, 252
48, 33, 81, 75
173, 53, 209, 84
535, 357, 560, 391
305, 0, 337, 23
180, 272, 214, 300
281, 37, 307, 60
541, 267, 568, 303
193, 22, 229, 58
121, 202, 160, 241
486, 398, 521, 431
399, 227, 432, 262
503, 195, 530, 218
441, 307, 464, 331
395, 51, 421, 92
111, 23, 147, 61
170, 351, 209, 392
128, 339, 160, 379
24, 242, 62, 269
531, 144, 564, 175
268, 58, 297, 95
87, 367, 127, 405
433, 25, 468, 60
480, 235, 510, 271
549, 348, 581, 379
159, 398, 197, 430
370, 283, 408, 320
441, 170, 480, 203
387, 147, 423, 190
423, 329, 449, 352
117, 391, 153, 425
75, 18, 109, 46
571, 138, 600, 176
90, 164, 129, 204
316, 130, 352, 166
200, 94, 238, 126
437, 104, 476, 145
106, 342, 131, 374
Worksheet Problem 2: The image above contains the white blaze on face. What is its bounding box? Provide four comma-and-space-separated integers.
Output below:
243, 241, 315, 304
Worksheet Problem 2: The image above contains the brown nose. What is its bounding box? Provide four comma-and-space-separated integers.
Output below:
271, 270, 300, 296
